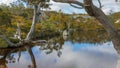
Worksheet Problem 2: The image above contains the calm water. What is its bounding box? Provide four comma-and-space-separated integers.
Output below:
0, 31, 119, 68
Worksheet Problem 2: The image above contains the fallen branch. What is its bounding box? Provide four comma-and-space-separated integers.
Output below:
32, 40, 47, 44
0, 35, 47, 48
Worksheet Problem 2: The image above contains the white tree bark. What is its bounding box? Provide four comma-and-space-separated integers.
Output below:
26, 5, 40, 40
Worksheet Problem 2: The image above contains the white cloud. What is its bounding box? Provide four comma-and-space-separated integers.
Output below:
49, 0, 85, 14
93, 0, 120, 14
0, 0, 120, 14
50, 0, 120, 14
0, 0, 16, 5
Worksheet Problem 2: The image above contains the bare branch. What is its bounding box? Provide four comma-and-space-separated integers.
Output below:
116, 0, 118, 2
40, 11, 48, 22
98, 0, 102, 8
69, 3, 83, 9
32, 40, 47, 44
53, 0, 84, 7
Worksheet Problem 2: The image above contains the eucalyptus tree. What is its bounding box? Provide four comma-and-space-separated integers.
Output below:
53, 0, 120, 47
0, 0, 50, 47
19, 0, 50, 40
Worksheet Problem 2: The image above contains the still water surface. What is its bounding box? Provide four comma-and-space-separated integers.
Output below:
0, 31, 119, 68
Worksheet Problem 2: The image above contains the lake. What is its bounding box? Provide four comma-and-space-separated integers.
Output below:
0, 31, 119, 68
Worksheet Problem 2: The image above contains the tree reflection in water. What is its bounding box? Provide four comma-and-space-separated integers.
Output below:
0, 34, 65, 68
0, 30, 120, 68
0, 46, 36, 68
114, 43, 120, 68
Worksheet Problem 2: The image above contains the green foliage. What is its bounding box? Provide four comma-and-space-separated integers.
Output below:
0, 9, 12, 26
19, 12, 28, 18
20, 0, 50, 8
0, 2, 120, 44
0, 38, 8, 48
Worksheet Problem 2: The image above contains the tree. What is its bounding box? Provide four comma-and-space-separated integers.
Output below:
0, 4, 12, 26
1, 0, 120, 48
52, 0, 120, 47
0, 10, 11, 26
0, 0, 50, 47
20, 0, 50, 40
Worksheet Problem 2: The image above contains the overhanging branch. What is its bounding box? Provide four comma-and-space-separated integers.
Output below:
69, 3, 83, 9
53, 0, 84, 7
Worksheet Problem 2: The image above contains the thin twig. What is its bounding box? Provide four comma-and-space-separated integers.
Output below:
98, 0, 102, 8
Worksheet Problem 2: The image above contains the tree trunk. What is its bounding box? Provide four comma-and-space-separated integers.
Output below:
114, 44, 120, 68
83, 1, 120, 67
26, 46, 36, 68
84, 0, 120, 47
26, 5, 40, 40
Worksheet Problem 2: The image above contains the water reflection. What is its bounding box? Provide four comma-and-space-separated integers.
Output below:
0, 31, 119, 68
114, 42, 120, 68
0, 46, 36, 68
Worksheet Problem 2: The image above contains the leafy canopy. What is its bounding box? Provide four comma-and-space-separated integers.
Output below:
20, 0, 50, 8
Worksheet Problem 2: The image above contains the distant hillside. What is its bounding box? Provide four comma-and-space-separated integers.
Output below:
0, 4, 120, 38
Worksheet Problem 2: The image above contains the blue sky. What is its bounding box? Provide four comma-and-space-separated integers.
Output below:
0, 0, 120, 14
49, 0, 120, 14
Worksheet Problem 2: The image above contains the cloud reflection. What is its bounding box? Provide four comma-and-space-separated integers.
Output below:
7, 41, 117, 68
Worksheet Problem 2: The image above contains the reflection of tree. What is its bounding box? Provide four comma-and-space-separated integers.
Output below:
25, 46, 36, 68
0, 31, 111, 68
69, 30, 109, 43
39, 36, 64, 57
114, 45, 120, 68
0, 49, 16, 68
0, 46, 37, 68
0, 34, 66, 67
0, 49, 13, 68
0, 57, 7, 68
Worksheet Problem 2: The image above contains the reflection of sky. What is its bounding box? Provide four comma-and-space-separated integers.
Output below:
0, 56, 3, 58
65, 41, 96, 51
7, 41, 118, 68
